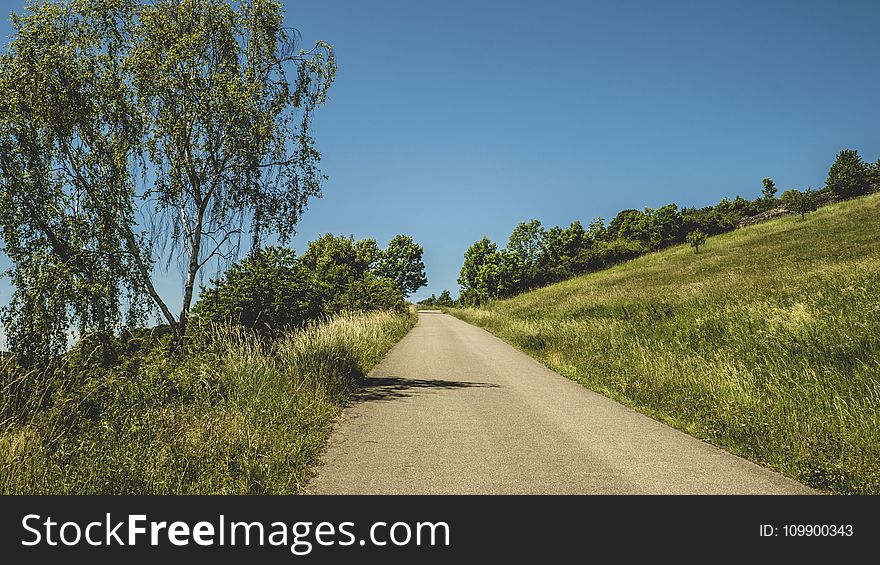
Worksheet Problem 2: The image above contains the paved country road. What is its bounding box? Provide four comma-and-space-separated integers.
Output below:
308, 312, 814, 494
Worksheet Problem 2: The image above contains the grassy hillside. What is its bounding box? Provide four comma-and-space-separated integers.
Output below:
1, 311, 414, 494
451, 193, 880, 494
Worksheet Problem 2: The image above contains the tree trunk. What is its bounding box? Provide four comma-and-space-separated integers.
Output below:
176, 206, 204, 350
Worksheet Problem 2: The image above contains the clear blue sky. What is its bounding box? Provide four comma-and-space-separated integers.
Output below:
1, 0, 879, 344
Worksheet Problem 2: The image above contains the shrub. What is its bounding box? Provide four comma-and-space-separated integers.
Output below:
193, 247, 316, 335
591, 238, 647, 267
686, 229, 707, 253
781, 188, 819, 220
194, 234, 422, 334
436, 290, 454, 307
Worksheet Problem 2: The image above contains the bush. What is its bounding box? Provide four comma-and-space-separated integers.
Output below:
826, 149, 870, 199
194, 234, 423, 334
193, 247, 317, 335
686, 229, 707, 253
591, 238, 647, 268
781, 188, 819, 220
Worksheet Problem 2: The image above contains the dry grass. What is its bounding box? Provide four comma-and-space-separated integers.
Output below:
0, 311, 415, 494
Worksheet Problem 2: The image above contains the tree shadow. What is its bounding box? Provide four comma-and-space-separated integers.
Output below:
352, 376, 499, 403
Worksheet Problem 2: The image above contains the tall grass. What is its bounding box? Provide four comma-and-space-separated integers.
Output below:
451, 193, 880, 494
0, 311, 414, 494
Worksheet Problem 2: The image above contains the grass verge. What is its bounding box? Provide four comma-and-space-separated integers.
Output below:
450, 193, 880, 494
0, 310, 415, 494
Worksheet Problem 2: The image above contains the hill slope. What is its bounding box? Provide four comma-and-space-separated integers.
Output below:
451, 193, 880, 494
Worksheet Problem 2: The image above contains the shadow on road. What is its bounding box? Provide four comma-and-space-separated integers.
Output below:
352, 376, 499, 403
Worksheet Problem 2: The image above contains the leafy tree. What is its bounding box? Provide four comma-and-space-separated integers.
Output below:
826, 149, 870, 199
194, 232, 411, 333
536, 226, 565, 284
0, 1, 146, 364
507, 220, 546, 287
297, 235, 377, 314
607, 209, 646, 242
536, 221, 592, 283
781, 188, 818, 220
560, 221, 593, 272
354, 238, 382, 271
192, 247, 315, 335
680, 202, 738, 237
343, 274, 404, 313
731, 195, 762, 217
375, 235, 427, 297
436, 290, 454, 307
0, 0, 336, 358
686, 229, 707, 254
298, 234, 413, 314
458, 238, 497, 305
586, 218, 607, 242
474, 250, 522, 302
762, 177, 777, 200
129, 0, 335, 345
644, 204, 681, 249
417, 294, 437, 307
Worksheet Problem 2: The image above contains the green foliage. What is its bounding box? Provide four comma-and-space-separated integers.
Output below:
340, 274, 406, 314
781, 188, 819, 220
644, 204, 682, 250
458, 147, 878, 304
1, 311, 415, 494
297, 234, 376, 312
452, 193, 880, 494
192, 247, 316, 335
416, 290, 453, 308
0, 0, 336, 356
478, 250, 523, 301
607, 209, 646, 242
826, 149, 870, 199
685, 229, 707, 253
538, 222, 592, 283
296, 234, 403, 315
0, 0, 147, 365
507, 220, 546, 286
375, 235, 427, 296
195, 235, 411, 333
128, 0, 335, 342
436, 290, 454, 307
457, 237, 497, 305
680, 204, 739, 236
458, 237, 529, 305
591, 237, 648, 267
762, 177, 777, 199
194, 232, 423, 333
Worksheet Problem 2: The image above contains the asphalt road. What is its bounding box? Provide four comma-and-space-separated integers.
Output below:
308, 311, 814, 494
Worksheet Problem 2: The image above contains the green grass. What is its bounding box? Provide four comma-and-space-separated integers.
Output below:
451, 193, 880, 494
0, 310, 415, 494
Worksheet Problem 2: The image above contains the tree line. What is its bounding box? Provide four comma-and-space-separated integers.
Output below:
457, 148, 880, 305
